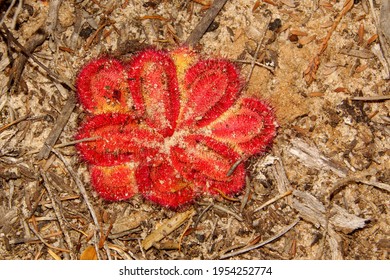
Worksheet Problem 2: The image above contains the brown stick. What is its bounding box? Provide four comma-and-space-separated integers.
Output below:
3, 0, 67, 90
4, 25, 48, 89
51, 148, 112, 260
36, 95, 76, 160
185, 0, 229, 46
41, 170, 76, 259
219, 218, 300, 259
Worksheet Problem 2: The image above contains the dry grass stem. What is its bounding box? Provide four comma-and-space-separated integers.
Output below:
213, 204, 243, 222
50, 148, 107, 259
219, 218, 300, 259
36, 96, 76, 160
253, 190, 293, 213
351, 95, 390, 101
40, 171, 75, 259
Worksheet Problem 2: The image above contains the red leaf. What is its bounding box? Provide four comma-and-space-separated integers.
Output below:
209, 98, 277, 157
76, 113, 162, 166
171, 135, 245, 195
179, 59, 242, 128
76, 57, 133, 114
136, 161, 196, 209
127, 49, 180, 137
90, 164, 138, 201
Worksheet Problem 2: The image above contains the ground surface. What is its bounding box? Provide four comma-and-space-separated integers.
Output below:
0, 0, 389, 260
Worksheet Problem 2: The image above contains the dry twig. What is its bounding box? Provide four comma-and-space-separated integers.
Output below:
351, 95, 390, 101
0, 0, 17, 27
36, 95, 76, 160
50, 148, 110, 260
330, 177, 390, 199
2, 0, 72, 90
213, 203, 243, 222
219, 218, 300, 259
0, 0, 77, 162
185, 0, 228, 46
40, 171, 75, 259
252, 190, 292, 213
28, 223, 70, 254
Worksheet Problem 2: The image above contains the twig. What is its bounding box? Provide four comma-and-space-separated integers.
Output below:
40, 170, 76, 259
226, 158, 243, 177
0, 0, 17, 27
25, 136, 100, 156
178, 216, 193, 252
219, 218, 300, 259
0, 114, 29, 133
53, 136, 101, 149
11, 0, 23, 30
185, 0, 228, 46
9, 230, 63, 245
50, 148, 110, 260
350, 95, 390, 101
1, 4, 74, 160
107, 243, 133, 260
252, 190, 293, 213
358, 180, 390, 193
25, 190, 46, 220
213, 203, 243, 221
330, 177, 390, 199
36, 95, 76, 160
28, 223, 71, 254
234, 59, 275, 74
240, 176, 252, 212
194, 202, 214, 229
245, 15, 272, 84
2, 1, 73, 91
3, 24, 48, 89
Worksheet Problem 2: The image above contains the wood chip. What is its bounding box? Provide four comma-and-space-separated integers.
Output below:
142, 208, 195, 250
292, 190, 326, 228
289, 138, 348, 177
111, 211, 147, 236
290, 29, 308, 36
351, 95, 390, 101
329, 205, 369, 234
298, 34, 316, 45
